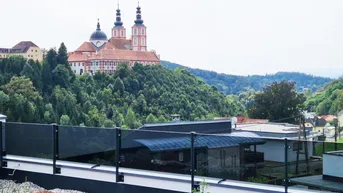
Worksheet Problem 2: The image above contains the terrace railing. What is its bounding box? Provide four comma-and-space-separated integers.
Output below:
0, 121, 342, 193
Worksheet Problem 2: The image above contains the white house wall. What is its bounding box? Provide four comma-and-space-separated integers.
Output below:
254, 139, 313, 163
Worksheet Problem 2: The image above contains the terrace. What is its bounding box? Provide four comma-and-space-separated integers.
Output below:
0, 121, 342, 193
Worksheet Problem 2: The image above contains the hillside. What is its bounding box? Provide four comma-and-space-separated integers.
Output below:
162, 61, 333, 95
305, 79, 343, 115
0, 49, 241, 128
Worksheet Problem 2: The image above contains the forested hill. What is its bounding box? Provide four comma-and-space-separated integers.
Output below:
0, 46, 240, 128
162, 61, 333, 95
305, 79, 343, 115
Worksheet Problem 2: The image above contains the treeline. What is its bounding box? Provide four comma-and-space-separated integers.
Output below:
162, 61, 332, 95
0, 43, 243, 128
305, 78, 343, 115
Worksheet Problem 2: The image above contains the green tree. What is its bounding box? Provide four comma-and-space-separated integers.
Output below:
2, 76, 40, 100
125, 108, 137, 129
42, 60, 53, 93
158, 115, 167, 123
248, 81, 305, 123
146, 113, 157, 123
52, 64, 72, 88
57, 43, 68, 65
114, 77, 125, 94
104, 119, 115, 128
0, 91, 9, 113
46, 48, 58, 70
60, 115, 71, 125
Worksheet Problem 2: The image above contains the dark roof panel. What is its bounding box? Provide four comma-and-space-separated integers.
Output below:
136, 134, 265, 152
12, 41, 39, 53
141, 120, 232, 134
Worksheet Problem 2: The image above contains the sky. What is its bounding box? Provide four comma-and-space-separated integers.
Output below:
1, 0, 343, 78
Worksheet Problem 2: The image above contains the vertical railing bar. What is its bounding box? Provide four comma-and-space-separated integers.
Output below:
52, 124, 59, 174
0, 121, 2, 168
116, 128, 121, 182
284, 138, 289, 193
191, 132, 196, 192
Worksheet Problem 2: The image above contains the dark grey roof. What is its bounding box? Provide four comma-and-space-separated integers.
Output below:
90, 21, 108, 41
141, 120, 232, 134
12, 41, 38, 53
135, 132, 265, 152
122, 120, 232, 150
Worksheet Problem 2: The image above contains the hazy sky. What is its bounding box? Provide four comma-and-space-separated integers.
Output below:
2, 0, 343, 77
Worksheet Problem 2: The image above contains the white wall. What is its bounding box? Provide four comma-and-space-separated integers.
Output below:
255, 139, 313, 163
3, 155, 315, 193
323, 153, 343, 178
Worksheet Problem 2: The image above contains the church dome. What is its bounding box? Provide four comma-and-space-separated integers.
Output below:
90, 20, 108, 41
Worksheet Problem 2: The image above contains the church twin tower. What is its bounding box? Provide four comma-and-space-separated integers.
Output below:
111, 4, 147, 51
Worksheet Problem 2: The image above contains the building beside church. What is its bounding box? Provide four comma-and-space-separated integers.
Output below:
0, 41, 44, 62
68, 4, 160, 75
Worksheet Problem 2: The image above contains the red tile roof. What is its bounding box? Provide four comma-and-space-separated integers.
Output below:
68, 52, 89, 62
75, 42, 96, 52
90, 48, 160, 62
109, 38, 132, 50
320, 115, 337, 122
214, 116, 269, 124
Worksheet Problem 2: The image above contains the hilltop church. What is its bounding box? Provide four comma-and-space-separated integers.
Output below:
68, 3, 160, 75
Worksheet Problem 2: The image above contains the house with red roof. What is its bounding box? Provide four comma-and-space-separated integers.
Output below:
68, 3, 160, 75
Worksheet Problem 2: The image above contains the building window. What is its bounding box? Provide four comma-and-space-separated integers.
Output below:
114, 30, 117, 37
142, 37, 145, 46
78, 63, 80, 66
134, 28, 138, 35
121, 30, 124, 37
293, 142, 303, 152
142, 28, 145, 35
134, 38, 138, 46
178, 152, 184, 162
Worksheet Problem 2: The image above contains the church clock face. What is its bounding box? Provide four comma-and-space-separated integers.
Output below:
96, 41, 102, 47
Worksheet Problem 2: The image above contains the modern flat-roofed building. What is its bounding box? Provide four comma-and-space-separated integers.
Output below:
234, 123, 318, 163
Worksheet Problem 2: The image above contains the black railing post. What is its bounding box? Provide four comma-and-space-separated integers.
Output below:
116, 128, 123, 182
0, 122, 3, 168
191, 132, 196, 192
284, 138, 289, 193
52, 124, 60, 174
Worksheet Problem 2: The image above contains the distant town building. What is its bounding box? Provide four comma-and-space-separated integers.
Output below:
0, 41, 44, 62
0, 114, 6, 122
68, 3, 160, 75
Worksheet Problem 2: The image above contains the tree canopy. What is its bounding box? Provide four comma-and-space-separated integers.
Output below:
248, 81, 306, 123
305, 78, 343, 115
162, 61, 332, 95
0, 44, 243, 128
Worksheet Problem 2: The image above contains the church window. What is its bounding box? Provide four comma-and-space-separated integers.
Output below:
121, 30, 124, 37
142, 37, 145, 46
134, 38, 138, 46
142, 28, 145, 35
114, 30, 117, 37
134, 28, 138, 35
